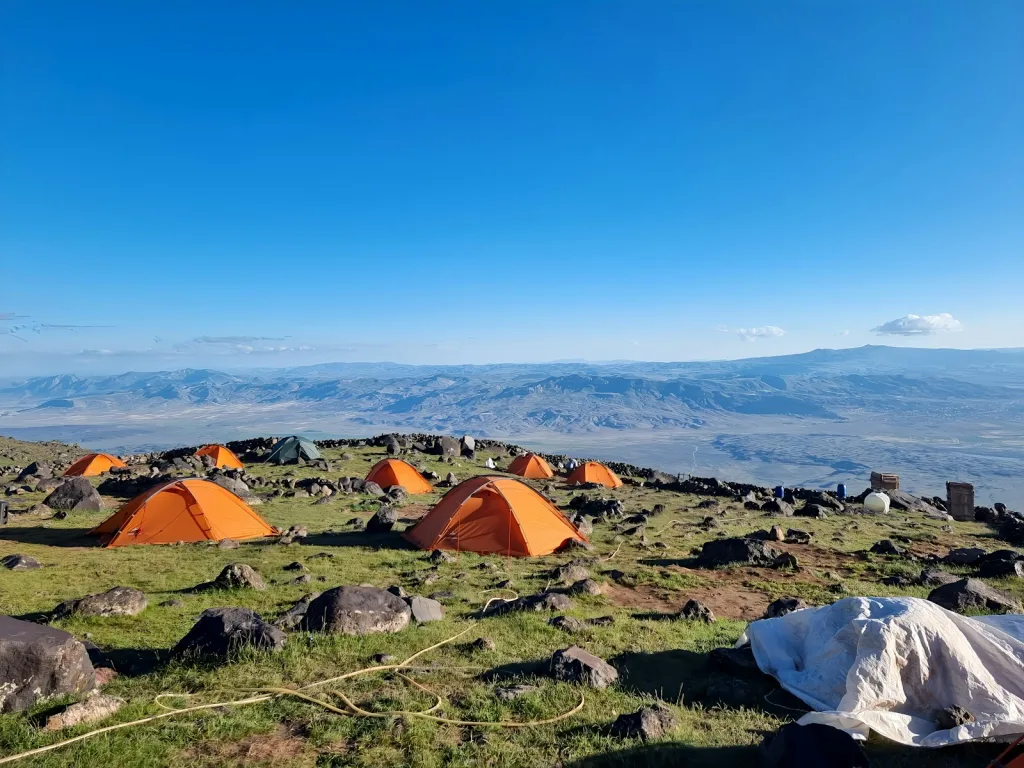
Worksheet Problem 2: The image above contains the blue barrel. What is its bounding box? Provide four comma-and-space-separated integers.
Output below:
774, 485, 785, 499
837, 483, 847, 499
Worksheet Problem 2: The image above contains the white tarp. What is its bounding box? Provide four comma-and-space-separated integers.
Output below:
741, 596, 1024, 747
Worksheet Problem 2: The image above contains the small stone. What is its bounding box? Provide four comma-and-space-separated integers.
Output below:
372, 653, 397, 664
764, 597, 807, 619
549, 615, 587, 633
871, 540, 907, 556
45, 693, 124, 731
494, 684, 537, 701
217, 539, 240, 550
936, 705, 974, 730
1, 554, 40, 571
429, 549, 456, 564
679, 599, 715, 622
569, 579, 603, 596
471, 637, 496, 651
610, 704, 678, 740
159, 599, 185, 608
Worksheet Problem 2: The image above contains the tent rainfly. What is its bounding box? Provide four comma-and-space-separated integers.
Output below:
90, 478, 278, 547
64, 453, 127, 477
566, 461, 622, 489
365, 458, 433, 494
266, 436, 321, 464
403, 475, 587, 557
195, 444, 244, 469
507, 453, 555, 479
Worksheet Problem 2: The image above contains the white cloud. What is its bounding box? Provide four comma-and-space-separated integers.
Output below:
718, 325, 786, 341
839, 330, 850, 336
872, 313, 963, 336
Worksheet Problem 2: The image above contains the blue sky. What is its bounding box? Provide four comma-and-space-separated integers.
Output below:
2, 1, 1022, 375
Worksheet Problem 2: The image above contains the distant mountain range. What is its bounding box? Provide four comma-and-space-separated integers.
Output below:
2, 345, 1022, 433
2, 345, 1023, 505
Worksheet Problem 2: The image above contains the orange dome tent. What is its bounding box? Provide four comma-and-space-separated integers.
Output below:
365, 459, 433, 494
507, 453, 554, 479
195, 444, 244, 469
403, 475, 587, 557
64, 452, 127, 477
566, 461, 622, 489
90, 478, 278, 547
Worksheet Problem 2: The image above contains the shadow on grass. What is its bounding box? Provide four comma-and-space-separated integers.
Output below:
88, 645, 165, 677
566, 744, 759, 768
638, 557, 703, 569
300, 530, 418, 550
0, 526, 96, 548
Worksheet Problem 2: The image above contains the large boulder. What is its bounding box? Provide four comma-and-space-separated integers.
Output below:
0, 616, 95, 713
928, 578, 1021, 614
53, 587, 147, 619
438, 436, 460, 457
175, 607, 285, 656
887, 489, 943, 518
43, 478, 102, 512
699, 537, 783, 567
301, 586, 411, 635
550, 646, 618, 689
763, 499, 794, 516
366, 506, 398, 533
17, 461, 52, 481
943, 547, 986, 566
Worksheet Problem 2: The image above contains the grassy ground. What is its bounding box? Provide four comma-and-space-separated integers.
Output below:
0, 440, 1021, 767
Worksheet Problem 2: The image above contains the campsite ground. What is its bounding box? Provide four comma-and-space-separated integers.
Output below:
0, 439, 1021, 767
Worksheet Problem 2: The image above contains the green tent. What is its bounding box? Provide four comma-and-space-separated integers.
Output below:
267, 435, 321, 464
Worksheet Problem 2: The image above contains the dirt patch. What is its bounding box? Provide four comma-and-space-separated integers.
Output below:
605, 582, 770, 620
183, 725, 313, 767
398, 503, 430, 523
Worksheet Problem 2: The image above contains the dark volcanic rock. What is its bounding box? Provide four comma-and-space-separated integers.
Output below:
919, 569, 958, 587
175, 607, 285, 656
404, 596, 445, 623
978, 560, 1024, 579
870, 540, 907, 556
1, 554, 40, 571
366, 505, 398, 533
43, 478, 102, 512
764, 597, 808, 619
943, 547, 986, 566
762, 499, 794, 516
301, 586, 411, 635
0, 617, 95, 713
53, 586, 147, 618
207, 563, 267, 591
274, 593, 321, 630
549, 646, 618, 689
936, 705, 975, 730
698, 538, 783, 567
679, 599, 715, 623
928, 578, 1021, 614
610, 704, 679, 740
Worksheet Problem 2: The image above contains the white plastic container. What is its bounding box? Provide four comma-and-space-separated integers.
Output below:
864, 492, 891, 514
